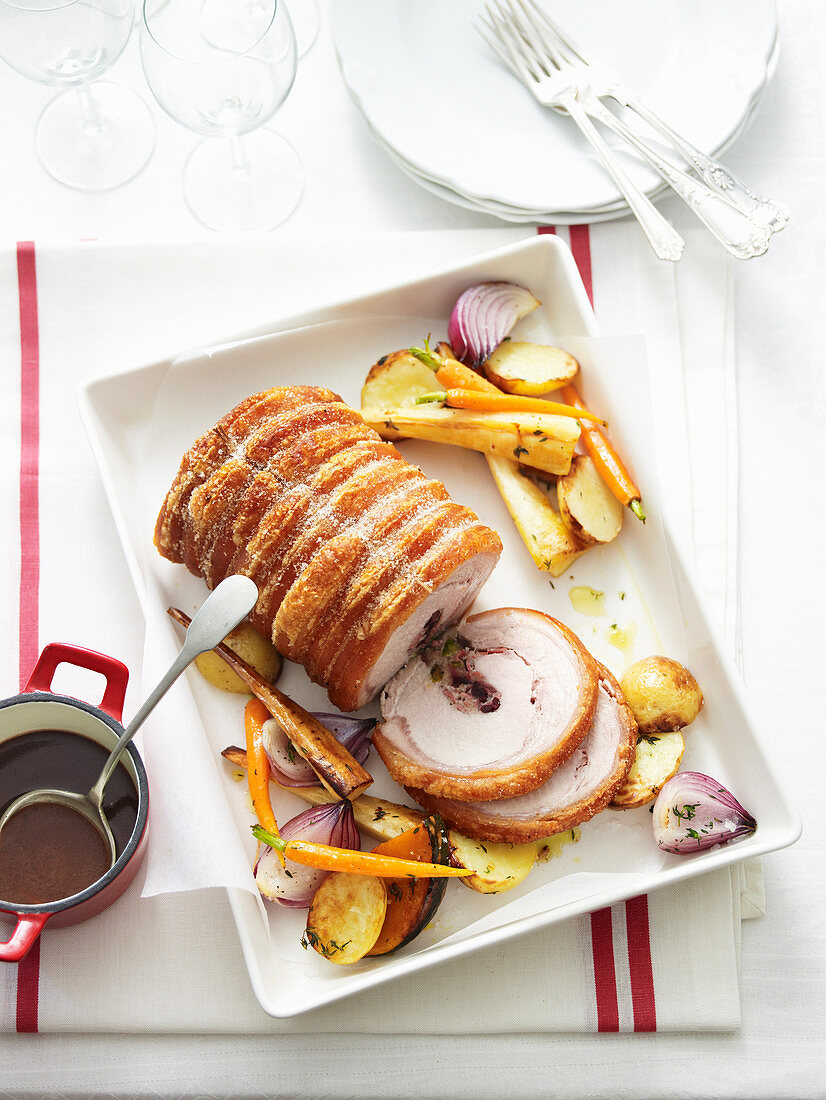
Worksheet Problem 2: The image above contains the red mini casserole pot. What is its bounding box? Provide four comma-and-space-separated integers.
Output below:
0, 643, 149, 962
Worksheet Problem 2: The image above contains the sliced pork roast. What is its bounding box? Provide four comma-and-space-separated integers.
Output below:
374, 608, 601, 802
155, 386, 502, 712
407, 663, 637, 842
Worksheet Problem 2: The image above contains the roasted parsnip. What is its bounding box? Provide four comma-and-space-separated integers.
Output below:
361, 404, 579, 477
170, 607, 373, 801
486, 455, 585, 576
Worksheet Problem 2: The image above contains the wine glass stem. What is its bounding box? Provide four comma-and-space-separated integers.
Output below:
76, 83, 103, 137
230, 135, 248, 174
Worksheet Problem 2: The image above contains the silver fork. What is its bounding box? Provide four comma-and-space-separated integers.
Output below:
520, 0, 788, 232
481, 1, 772, 260
478, 8, 685, 260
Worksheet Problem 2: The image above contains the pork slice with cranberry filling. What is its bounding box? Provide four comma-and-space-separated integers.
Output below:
374, 607, 600, 802
408, 663, 637, 842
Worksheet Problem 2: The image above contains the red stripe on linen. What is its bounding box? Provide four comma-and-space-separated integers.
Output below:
15, 241, 41, 1034
625, 894, 657, 1031
589, 906, 619, 1032
568, 224, 593, 306
17, 241, 40, 687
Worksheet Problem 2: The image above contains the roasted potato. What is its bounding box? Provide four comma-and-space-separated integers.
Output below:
619, 656, 704, 733
447, 830, 538, 893
557, 454, 623, 547
360, 349, 441, 413
484, 340, 579, 395
611, 731, 685, 808
304, 872, 387, 965
194, 622, 282, 693
487, 455, 585, 575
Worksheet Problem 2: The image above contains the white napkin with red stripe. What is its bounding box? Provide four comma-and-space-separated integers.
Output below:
0, 227, 757, 1034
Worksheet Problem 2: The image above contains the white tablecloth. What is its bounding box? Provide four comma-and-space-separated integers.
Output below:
0, 0, 822, 1096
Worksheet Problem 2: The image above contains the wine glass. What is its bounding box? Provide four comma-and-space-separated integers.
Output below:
286, 0, 319, 57
140, 0, 303, 232
0, 0, 156, 191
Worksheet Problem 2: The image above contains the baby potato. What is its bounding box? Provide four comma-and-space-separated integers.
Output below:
194, 622, 282, 693
484, 341, 579, 395
612, 731, 685, 808
619, 656, 703, 734
305, 872, 387, 965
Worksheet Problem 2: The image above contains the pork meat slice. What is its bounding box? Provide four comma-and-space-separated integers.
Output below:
374, 608, 600, 802
407, 664, 637, 841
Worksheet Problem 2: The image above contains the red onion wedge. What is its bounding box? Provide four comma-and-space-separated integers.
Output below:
447, 281, 540, 369
652, 771, 757, 854
254, 800, 361, 907
262, 712, 374, 788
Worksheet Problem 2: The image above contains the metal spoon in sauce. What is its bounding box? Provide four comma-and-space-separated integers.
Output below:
0, 574, 259, 869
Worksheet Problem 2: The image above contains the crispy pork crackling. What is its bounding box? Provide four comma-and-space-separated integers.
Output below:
154, 385, 502, 711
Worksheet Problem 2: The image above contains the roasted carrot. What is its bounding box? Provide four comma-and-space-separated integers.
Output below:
560, 384, 646, 522
244, 698, 284, 865
251, 825, 472, 879
409, 341, 500, 395
415, 388, 605, 425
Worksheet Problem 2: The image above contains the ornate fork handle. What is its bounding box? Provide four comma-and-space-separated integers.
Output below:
553, 95, 684, 261
615, 92, 789, 232
584, 96, 771, 260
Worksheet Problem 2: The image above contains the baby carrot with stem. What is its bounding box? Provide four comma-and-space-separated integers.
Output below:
251, 824, 472, 879
560, 384, 646, 522
415, 388, 606, 425
245, 698, 285, 866
410, 339, 500, 395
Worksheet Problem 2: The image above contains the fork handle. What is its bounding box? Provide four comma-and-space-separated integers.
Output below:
624, 94, 789, 232
588, 101, 771, 260
564, 99, 684, 262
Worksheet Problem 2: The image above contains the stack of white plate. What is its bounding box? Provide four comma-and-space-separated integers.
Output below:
329, 0, 779, 224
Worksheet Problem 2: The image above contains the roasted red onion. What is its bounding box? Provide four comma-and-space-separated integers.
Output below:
262, 712, 374, 788
447, 281, 540, 369
254, 800, 361, 907
652, 771, 757, 854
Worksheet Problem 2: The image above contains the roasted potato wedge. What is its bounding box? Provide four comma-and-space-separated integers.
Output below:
557, 454, 623, 547
304, 872, 387, 965
484, 340, 579, 395
620, 656, 704, 733
361, 405, 580, 477
486, 455, 585, 575
360, 349, 442, 413
448, 830, 538, 893
194, 622, 282, 693
612, 731, 686, 808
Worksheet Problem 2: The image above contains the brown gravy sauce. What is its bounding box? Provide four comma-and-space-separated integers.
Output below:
0, 729, 139, 905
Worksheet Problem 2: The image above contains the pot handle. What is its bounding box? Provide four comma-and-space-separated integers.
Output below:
0, 913, 50, 962
25, 643, 129, 722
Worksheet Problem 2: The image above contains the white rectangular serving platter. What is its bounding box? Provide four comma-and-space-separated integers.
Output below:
79, 235, 801, 1017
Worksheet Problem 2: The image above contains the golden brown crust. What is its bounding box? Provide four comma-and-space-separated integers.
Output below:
309, 482, 454, 682
329, 523, 503, 713
155, 385, 502, 709
403, 663, 637, 842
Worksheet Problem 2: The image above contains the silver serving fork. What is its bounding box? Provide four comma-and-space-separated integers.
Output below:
519, 0, 788, 232
480, 1, 772, 259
